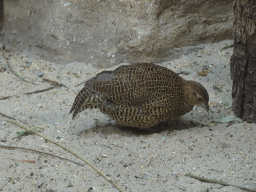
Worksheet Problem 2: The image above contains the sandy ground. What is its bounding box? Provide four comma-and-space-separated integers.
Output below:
0, 40, 255, 192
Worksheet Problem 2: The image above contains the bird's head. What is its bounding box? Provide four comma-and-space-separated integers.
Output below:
185, 80, 209, 112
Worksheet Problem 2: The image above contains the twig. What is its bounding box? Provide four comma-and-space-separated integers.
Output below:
0, 112, 43, 139
6, 120, 125, 192
0, 86, 57, 100
25, 86, 57, 95
146, 156, 153, 167
0, 112, 16, 120
219, 43, 234, 52
0, 112, 46, 130
1, 46, 36, 85
0, 95, 12, 100
176, 70, 192, 75
76, 80, 86, 87
43, 78, 69, 89
0, 144, 84, 167
185, 173, 256, 192
0, 112, 126, 191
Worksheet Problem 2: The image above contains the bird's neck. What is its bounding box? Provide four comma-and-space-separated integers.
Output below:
182, 81, 196, 112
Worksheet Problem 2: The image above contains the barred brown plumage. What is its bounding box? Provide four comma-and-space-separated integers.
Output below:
70, 63, 209, 128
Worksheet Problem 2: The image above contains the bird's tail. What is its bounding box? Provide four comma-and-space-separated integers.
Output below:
70, 87, 105, 119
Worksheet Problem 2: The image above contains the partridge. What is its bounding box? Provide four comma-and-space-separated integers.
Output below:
70, 63, 209, 128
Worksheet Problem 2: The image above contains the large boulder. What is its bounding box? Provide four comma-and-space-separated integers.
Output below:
1, 0, 233, 67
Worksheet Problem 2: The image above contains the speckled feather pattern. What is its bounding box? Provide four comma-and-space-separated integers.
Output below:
70, 63, 209, 128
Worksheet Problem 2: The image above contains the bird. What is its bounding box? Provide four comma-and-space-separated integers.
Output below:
70, 63, 209, 129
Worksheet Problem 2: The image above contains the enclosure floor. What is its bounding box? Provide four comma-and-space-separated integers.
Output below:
0, 40, 255, 192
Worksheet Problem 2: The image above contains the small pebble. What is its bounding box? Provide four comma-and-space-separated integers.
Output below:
212, 85, 222, 91
26, 61, 32, 68
37, 71, 44, 77
88, 187, 95, 192
0, 138, 7, 142
198, 70, 210, 76
3, 46, 11, 52
0, 67, 6, 72
202, 64, 209, 70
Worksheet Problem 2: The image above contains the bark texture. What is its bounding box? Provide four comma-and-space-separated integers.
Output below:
231, 0, 256, 122
0, 0, 3, 33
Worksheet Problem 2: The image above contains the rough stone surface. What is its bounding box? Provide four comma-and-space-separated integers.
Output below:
1, 0, 233, 67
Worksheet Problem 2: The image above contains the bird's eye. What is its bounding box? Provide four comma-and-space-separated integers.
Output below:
198, 98, 202, 101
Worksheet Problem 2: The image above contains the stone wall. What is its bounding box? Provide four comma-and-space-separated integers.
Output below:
1, 0, 234, 67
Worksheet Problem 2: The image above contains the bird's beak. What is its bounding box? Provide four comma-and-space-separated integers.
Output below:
200, 103, 210, 112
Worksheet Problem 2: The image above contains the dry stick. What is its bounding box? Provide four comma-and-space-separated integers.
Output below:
0, 112, 124, 191
0, 78, 69, 100
7, 120, 125, 192
76, 80, 86, 87
25, 86, 57, 95
1, 47, 36, 85
0, 144, 84, 167
0, 112, 47, 128
0, 112, 43, 139
0, 112, 16, 120
185, 173, 256, 192
43, 78, 69, 89
0, 86, 57, 100
0, 95, 12, 100
220, 43, 234, 52
1, 113, 123, 190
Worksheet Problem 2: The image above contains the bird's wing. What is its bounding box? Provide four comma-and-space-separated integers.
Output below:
85, 63, 183, 106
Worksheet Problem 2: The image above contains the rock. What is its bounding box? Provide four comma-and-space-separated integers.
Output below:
0, 137, 7, 142
0, 67, 6, 72
87, 187, 95, 192
198, 69, 210, 76
212, 85, 222, 92
202, 64, 210, 70
3, 0, 233, 67
37, 71, 44, 77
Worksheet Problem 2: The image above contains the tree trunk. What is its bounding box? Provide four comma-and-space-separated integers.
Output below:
230, 0, 256, 122
0, 0, 3, 33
